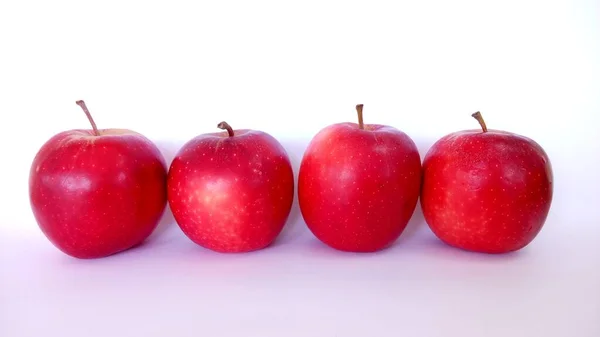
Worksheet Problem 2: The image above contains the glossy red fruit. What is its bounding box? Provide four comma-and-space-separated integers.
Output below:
167, 121, 294, 253
298, 104, 422, 252
29, 100, 168, 259
420, 111, 553, 253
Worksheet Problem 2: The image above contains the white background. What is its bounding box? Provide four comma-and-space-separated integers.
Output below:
1, 0, 599, 336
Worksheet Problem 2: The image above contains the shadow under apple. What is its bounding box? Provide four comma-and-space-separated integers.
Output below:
418, 235, 529, 262
389, 135, 436, 249
270, 137, 311, 247
392, 202, 427, 248
146, 139, 182, 242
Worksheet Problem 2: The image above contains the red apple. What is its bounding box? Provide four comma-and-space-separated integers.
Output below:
29, 100, 168, 259
420, 111, 553, 253
298, 104, 422, 252
167, 121, 294, 253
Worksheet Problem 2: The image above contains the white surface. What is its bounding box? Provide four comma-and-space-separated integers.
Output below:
1, 0, 599, 336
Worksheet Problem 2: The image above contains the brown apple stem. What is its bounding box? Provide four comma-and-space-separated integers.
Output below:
217, 121, 235, 137
471, 111, 488, 133
75, 100, 100, 136
356, 104, 364, 130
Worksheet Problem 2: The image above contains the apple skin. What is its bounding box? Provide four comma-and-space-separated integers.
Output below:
420, 124, 553, 254
298, 121, 422, 252
167, 126, 294, 253
29, 129, 168, 259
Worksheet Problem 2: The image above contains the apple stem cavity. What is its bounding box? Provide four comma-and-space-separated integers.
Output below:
356, 104, 365, 130
471, 111, 488, 133
75, 100, 100, 136
217, 121, 235, 137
